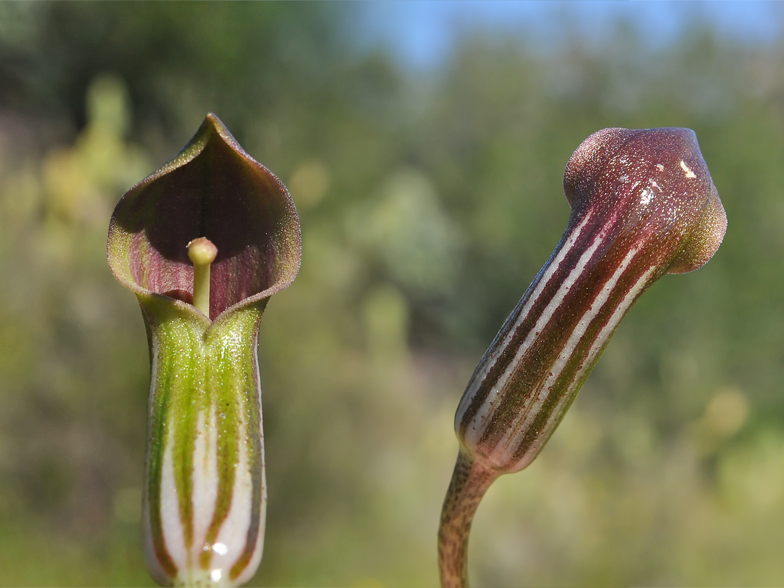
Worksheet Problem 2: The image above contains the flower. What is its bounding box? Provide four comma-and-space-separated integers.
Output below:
440, 128, 727, 588
108, 114, 301, 587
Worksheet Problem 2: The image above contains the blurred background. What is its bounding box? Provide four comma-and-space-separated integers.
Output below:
0, 2, 781, 586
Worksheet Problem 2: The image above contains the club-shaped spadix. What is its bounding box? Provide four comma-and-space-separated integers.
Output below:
108, 114, 301, 587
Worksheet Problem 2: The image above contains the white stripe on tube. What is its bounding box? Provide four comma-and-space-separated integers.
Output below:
455, 210, 596, 429
507, 259, 658, 472
494, 244, 643, 466
457, 211, 602, 445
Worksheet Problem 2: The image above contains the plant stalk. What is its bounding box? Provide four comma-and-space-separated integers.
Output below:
438, 450, 499, 588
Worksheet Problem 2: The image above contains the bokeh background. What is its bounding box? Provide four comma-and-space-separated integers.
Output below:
0, 2, 782, 586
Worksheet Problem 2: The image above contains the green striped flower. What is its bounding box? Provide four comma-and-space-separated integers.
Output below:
108, 114, 301, 587
439, 128, 727, 588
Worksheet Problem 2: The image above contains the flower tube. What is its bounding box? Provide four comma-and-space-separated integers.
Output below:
108, 114, 301, 587
439, 128, 727, 588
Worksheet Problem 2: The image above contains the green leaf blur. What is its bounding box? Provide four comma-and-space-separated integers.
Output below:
0, 3, 778, 587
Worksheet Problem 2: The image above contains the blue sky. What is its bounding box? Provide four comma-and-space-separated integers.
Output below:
355, 2, 783, 70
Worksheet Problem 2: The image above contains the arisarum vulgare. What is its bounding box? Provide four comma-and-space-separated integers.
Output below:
438, 128, 727, 588
108, 114, 301, 587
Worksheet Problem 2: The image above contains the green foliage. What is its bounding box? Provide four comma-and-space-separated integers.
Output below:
0, 4, 782, 587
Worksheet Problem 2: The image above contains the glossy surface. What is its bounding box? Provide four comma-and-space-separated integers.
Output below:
108, 114, 301, 586
440, 128, 726, 588
456, 127, 726, 473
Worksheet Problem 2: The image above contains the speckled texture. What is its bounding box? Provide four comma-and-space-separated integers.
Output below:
440, 128, 726, 588
563, 127, 726, 274
438, 451, 498, 588
456, 126, 727, 473
141, 299, 267, 587
108, 113, 301, 322
107, 114, 301, 587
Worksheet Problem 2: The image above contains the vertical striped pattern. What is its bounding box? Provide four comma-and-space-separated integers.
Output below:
456, 210, 597, 435
453, 127, 727, 474
142, 299, 266, 587
107, 113, 302, 588
440, 127, 727, 588
456, 213, 665, 472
